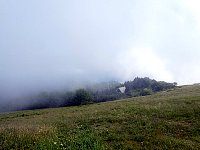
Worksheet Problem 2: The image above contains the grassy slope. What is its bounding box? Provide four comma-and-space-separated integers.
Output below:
0, 85, 200, 150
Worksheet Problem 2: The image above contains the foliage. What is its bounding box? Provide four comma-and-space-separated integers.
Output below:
0, 77, 177, 112
124, 77, 176, 97
73, 89, 92, 105
139, 88, 152, 96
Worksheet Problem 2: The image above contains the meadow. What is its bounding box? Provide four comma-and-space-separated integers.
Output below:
0, 85, 200, 149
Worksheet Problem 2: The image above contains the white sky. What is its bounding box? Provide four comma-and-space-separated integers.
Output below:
0, 0, 200, 97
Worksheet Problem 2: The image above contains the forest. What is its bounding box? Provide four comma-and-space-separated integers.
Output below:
0, 77, 176, 112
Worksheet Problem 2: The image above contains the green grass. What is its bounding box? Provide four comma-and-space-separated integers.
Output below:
0, 85, 200, 149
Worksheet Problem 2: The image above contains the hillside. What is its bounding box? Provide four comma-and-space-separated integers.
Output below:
0, 85, 200, 149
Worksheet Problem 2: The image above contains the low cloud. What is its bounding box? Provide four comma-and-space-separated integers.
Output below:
0, 0, 200, 101
117, 47, 173, 82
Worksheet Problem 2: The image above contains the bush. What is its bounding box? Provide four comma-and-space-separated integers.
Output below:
73, 89, 92, 105
139, 88, 152, 96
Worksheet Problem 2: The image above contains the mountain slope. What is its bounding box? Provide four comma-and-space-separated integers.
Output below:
0, 85, 200, 149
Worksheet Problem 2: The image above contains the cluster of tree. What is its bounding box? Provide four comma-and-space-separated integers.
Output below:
2, 77, 177, 112
21, 81, 124, 110
23, 89, 93, 110
124, 77, 177, 97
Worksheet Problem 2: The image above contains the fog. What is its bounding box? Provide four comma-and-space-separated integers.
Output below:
1, 0, 200, 103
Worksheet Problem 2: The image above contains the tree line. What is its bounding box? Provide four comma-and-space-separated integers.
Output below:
1, 77, 177, 112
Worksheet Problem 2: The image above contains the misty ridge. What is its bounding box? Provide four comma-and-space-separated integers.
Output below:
1, 0, 199, 113
0, 77, 177, 113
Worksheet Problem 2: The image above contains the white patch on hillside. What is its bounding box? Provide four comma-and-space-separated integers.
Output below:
118, 86, 126, 93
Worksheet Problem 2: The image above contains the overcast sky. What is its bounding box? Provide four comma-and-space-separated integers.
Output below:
1, 0, 200, 97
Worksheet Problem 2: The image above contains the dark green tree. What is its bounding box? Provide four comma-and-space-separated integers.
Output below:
73, 89, 92, 105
